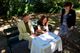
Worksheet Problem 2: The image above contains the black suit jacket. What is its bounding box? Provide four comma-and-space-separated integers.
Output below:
61, 9, 76, 28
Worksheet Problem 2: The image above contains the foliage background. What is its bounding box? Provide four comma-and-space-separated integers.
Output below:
0, 0, 80, 19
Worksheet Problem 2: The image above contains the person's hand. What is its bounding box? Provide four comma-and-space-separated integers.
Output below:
37, 29, 45, 34
31, 33, 36, 37
37, 29, 42, 33
30, 33, 36, 38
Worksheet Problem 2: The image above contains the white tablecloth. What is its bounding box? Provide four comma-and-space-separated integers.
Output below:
31, 32, 62, 53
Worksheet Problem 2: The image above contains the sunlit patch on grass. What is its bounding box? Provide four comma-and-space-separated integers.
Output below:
0, 27, 4, 31
0, 19, 3, 21
0, 25, 11, 31
76, 10, 80, 13
76, 17, 80, 19
1, 49, 6, 53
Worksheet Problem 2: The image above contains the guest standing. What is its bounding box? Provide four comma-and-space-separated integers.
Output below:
60, 2, 76, 37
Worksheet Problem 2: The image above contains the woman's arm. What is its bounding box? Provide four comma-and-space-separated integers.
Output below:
37, 25, 46, 34
45, 22, 49, 31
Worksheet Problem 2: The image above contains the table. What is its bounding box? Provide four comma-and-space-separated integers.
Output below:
31, 32, 62, 53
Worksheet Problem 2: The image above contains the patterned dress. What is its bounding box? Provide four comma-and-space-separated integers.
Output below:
60, 14, 69, 36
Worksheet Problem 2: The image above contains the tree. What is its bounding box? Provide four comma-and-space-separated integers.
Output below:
0, 0, 80, 19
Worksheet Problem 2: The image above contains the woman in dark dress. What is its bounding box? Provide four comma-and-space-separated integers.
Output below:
60, 2, 76, 37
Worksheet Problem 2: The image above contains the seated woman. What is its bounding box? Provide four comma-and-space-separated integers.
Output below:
35, 15, 49, 35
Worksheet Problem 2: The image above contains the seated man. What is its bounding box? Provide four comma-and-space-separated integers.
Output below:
17, 13, 34, 48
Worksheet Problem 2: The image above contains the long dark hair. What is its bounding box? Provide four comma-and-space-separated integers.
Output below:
38, 15, 48, 26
